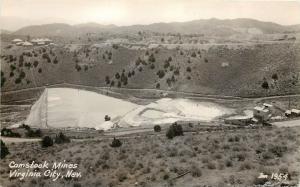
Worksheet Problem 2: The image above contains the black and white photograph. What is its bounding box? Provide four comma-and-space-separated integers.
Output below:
0, 0, 300, 186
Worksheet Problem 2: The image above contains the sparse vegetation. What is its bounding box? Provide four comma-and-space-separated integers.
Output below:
110, 137, 122, 147
166, 122, 183, 139
54, 132, 71, 144
0, 140, 9, 159
154, 125, 161, 132
41, 136, 54, 148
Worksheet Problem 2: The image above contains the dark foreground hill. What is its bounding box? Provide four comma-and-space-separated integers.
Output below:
1, 41, 299, 98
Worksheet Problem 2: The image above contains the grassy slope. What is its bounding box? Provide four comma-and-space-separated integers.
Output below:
1, 127, 299, 187
1, 42, 299, 98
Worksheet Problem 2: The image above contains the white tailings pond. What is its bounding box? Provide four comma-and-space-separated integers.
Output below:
25, 88, 234, 130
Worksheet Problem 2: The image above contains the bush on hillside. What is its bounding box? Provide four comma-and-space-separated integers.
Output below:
20, 124, 31, 130
186, 67, 192, 72
166, 122, 183, 139
1, 128, 21, 137
110, 137, 122, 147
262, 81, 269, 90
148, 54, 155, 62
157, 70, 165, 78
41, 136, 54, 148
1, 140, 9, 159
104, 115, 111, 121
154, 125, 161, 132
26, 129, 43, 138
55, 132, 70, 144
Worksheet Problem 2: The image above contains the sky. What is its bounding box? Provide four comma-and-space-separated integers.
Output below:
1, 0, 300, 30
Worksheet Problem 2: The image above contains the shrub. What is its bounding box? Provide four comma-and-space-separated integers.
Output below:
262, 81, 269, 89
104, 115, 111, 121
186, 67, 191, 72
15, 78, 22, 84
154, 125, 161, 132
156, 70, 165, 78
191, 52, 197, 57
33, 61, 39, 67
207, 162, 216, 169
148, 54, 155, 62
225, 160, 233, 167
55, 132, 70, 144
166, 122, 183, 139
239, 162, 252, 170
1, 140, 9, 159
110, 137, 122, 147
41, 136, 54, 148
262, 151, 274, 160
191, 165, 202, 177
163, 173, 169, 180
1, 128, 21, 137
73, 183, 82, 187
272, 73, 278, 80
20, 124, 31, 130
26, 129, 43, 138
268, 144, 287, 157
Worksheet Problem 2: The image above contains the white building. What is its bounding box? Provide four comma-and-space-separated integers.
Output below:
22, 41, 33, 46
253, 106, 272, 121
12, 39, 23, 44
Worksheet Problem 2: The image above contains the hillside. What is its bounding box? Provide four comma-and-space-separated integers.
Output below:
13, 18, 300, 37
1, 41, 299, 98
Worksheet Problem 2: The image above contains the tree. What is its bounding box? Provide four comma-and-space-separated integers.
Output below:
105, 76, 110, 85
154, 125, 161, 132
41, 136, 53, 148
115, 72, 120, 79
33, 61, 39, 68
262, 81, 269, 90
1, 140, 9, 159
150, 64, 155, 69
157, 70, 165, 78
166, 122, 183, 139
55, 132, 70, 144
75, 64, 81, 71
135, 57, 142, 66
26, 129, 43, 138
148, 54, 155, 62
15, 78, 22, 84
164, 61, 170, 69
272, 73, 278, 80
53, 57, 58, 64
110, 80, 115, 87
191, 52, 197, 57
117, 81, 121, 88
1, 128, 21, 137
105, 115, 111, 121
110, 137, 122, 147
186, 67, 192, 72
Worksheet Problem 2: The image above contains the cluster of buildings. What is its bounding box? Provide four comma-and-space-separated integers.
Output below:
225, 103, 300, 126
12, 38, 54, 46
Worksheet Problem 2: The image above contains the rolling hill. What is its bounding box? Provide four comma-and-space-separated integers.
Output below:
1, 41, 299, 99
13, 18, 300, 37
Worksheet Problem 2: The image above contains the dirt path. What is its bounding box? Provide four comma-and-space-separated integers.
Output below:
272, 119, 300, 127
2, 82, 300, 102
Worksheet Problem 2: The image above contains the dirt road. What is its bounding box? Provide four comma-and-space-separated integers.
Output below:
273, 119, 300, 127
